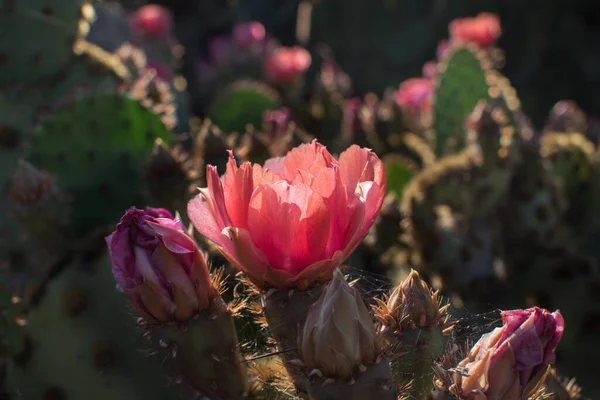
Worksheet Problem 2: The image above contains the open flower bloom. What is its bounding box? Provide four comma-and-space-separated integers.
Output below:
106, 207, 214, 324
449, 13, 502, 48
187, 140, 386, 290
453, 307, 564, 400
394, 78, 433, 112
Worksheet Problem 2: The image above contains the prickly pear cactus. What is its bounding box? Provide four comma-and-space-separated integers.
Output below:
26, 90, 172, 235
4, 249, 183, 400
208, 81, 280, 133
432, 45, 492, 156
0, 0, 92, 89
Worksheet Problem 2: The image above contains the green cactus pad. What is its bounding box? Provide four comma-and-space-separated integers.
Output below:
433, 45, 493, 156
5, 252, 182, 400
0, 0, 91, 89
208, 81, 280, 134
384, 155, 416, 199
26, 91, 172, 235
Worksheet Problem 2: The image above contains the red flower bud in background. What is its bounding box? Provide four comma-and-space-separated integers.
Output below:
452, 307, 564, 400
130, 4, 173, 41
232, 21, 266, 50
394, 78, 433, 112
449, 12, 502, 48
263, 46, 312, 85
106, 207, 215, 324
187, 140, 386, 290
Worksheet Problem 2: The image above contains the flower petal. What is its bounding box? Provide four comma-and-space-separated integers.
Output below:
283, 140, 335, 182
247, 181, 330, 275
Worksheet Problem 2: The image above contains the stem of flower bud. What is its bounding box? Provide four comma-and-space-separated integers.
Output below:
146, 296, 249, 400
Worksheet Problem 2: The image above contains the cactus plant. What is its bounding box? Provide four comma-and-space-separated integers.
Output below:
2, 3, 600, 399
26, 89, 172, 235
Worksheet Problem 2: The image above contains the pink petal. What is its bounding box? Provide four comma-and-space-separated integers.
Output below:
222, 227, 269, 284
310, 166, 365, 257
262, 157, 285, 177
146, 220, 195, 254
222, 154, 254, 228
247, 181, 330, 275
338, 145, 381, 190
187, 166, 232, 247
283, 140, 335, 182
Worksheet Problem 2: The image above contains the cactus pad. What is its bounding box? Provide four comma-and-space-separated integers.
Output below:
0, 0, 92, 89
4, 252, 182, 400
26, 91, 172, 234
384, 154, 416, 199
433, 45, 492, 156
208, 81, 280, 133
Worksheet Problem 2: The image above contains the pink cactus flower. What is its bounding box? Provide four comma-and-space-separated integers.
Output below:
449, 12, 502, 48
453, 307, 565, 400
263, 46, 312, 85
394, 78, 433, 112
187, 140, 386, 290
208, 35, 232, 67
130, 4, 173, 41
232, 21, 266, 50
106, 207, 214, 324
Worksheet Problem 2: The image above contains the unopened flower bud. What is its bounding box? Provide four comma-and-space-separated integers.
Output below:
106, 207, 215, 324
452, 307, 564, 400
378, 270, 444, 331
300, 269, 377, 380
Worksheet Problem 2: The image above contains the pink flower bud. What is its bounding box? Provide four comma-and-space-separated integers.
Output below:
187, 140, 386, 290
453, 307, 564, 400
232, 21, 266, 50
394, 78, 433, 112
130, 5, 173, 41
449, 13, 502, 48
106, 207, 214, 324
263, 46, 312, 85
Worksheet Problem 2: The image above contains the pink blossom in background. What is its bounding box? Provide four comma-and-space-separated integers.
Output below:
454, 307, 564, 400
263, 46, 312, 85
187, 140, 386, 289
106, 207, 214, 324
394, 78, 433, 112
449, 12, 502, 47
232, 21, 266, 50
130, 4, 173, 41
